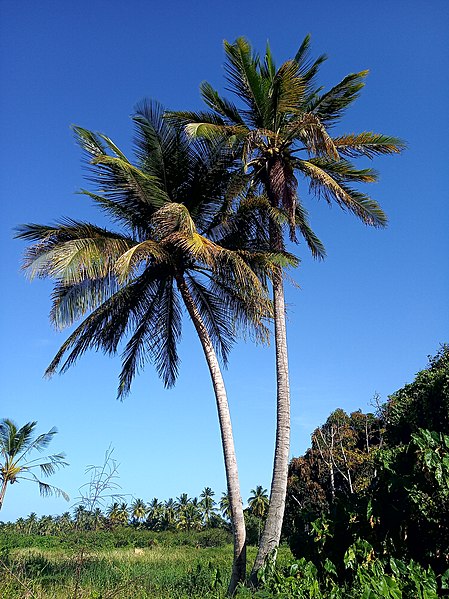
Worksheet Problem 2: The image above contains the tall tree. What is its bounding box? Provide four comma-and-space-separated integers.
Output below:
16, 101, 273, 591
248, 485, 269, 519
131, 498, 147, 526
172, 35, 404, 574
0, 419, 68, 511
200, 486, 216, 526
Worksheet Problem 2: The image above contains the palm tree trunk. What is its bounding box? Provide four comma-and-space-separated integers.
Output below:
0, 478, 8, 511
175, 273, 246, 594
251, 267, 290, 578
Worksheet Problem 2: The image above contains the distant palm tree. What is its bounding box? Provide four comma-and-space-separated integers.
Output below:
131, 498, 147, 526
106, 502, 121, 528
0, 419, 69, 511
248, 486, 269, 518
200, 486, 216, 526
117, 502, 129, 526
74, 505, 88, 530
162, 498, 176, 529
146, 497, 163, 529
25, 512, 38, 535
219, 491, 232, 521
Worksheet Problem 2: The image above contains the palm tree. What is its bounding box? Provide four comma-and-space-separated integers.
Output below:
173, 36, 404, 574
131, 498, 147, 526
219, 491, 232, 521
162, 497, 176, 529
0, 419, 69, 511
146, 497, 163, 529
16, 102, 272, 590
200, 486, 216, 526
248, 485, 269, 545
247, 486, 269, 519
117, 502, 129, 526
24, 512, 38, 535
106, 502, 118, 527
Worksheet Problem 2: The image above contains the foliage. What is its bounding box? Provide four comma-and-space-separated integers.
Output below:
382, 345, 449, 445
284, 347, 449, 584
0, 419, 68, 511
234, 541, 447, 598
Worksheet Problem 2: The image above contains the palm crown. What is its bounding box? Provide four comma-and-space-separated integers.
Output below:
172, 35, 405, 252
17, 101, 271, 398
0, 418, 68, 510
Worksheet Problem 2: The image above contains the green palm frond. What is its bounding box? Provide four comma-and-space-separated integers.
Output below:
332, 132, 406, 158
294, 203, 326, 260
185, 273, 234, 362
300, 159, 387, 227
306, 157, 378, 183
293, 34, 327, 91
200, 82, 246, 125
50, 278, 120, 330
308, 71, 369, 124
91, 154, 169, 208
72, 126, 106, 158
18, 222, 132, 284
45, 269, 158, 376
270, 59, 305, 117
115, 240, 169, 283
19, 472, 70, 501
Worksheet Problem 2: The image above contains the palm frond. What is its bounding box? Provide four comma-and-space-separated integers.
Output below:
308, 71, 369, 125
284, 113, 339, 159
306, 157, 378, 183
200, 82, 246, 125
91, 155, 170, 209
223, 37, 267, 128
18, 472, 69, 501
18, 222, 132, 285
184, 273, 234, 362
332, 132, 406, 158
299, 159, 387, 227
44, 269, 160, 376
294, 203, 326, 260
293, 34, 327, 91
115, 240, 169, 283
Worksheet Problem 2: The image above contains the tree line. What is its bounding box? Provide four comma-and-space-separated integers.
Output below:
0, 486, 269, 541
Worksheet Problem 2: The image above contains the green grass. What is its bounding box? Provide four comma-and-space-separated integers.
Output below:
0, 542, 293, 598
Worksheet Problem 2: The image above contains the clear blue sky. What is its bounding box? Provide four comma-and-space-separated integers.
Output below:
1, 1, 448, 522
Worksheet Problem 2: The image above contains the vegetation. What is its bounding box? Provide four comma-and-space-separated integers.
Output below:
283, 346, 449, 593
2, 347, 447, 598
172, 34, 404, 575
0, 419, 68, 512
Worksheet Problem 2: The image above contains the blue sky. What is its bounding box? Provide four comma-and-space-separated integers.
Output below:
1, 1, 448, 522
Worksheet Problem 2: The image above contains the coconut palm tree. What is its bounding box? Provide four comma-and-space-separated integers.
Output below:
200, 486, 216, 526
248, 486, 269, 519
172, 36, 404, 574
0, 419, 69, 511
219, 491, 232, 521
16, 102, 274, 591
131, 498, 147, 526
162, 497, 176, 529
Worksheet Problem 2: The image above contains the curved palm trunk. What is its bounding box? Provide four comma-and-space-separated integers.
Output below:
251, 266, 290, 579
175, 273, 246, 594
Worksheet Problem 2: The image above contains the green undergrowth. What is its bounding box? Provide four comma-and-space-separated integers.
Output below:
0, 541, 293, 598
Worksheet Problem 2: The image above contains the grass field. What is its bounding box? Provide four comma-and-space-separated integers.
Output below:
0, 542, 293, 598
